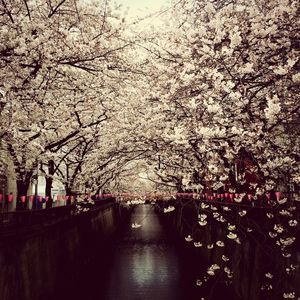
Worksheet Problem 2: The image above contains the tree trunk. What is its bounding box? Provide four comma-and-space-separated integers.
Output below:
45, 160, 54, 208
16, 179, 30, 210
65, 185, 73, 205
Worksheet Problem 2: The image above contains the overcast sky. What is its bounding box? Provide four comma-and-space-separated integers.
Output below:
116, 0, 167, 16
114, 0, 172, 27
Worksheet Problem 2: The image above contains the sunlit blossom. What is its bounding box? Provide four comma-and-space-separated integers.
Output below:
227, 232, 237, 239
265, 272, 273, 279
283, 292, 295, 299
280, 237, 296, 246
164, 206, 175, 213
222, 255, 230, 262
288, 220, 297, 227
185, 235, 193, 242
238, 210, 247, 217
216, 240, 225, 247
196, 279, 203, 286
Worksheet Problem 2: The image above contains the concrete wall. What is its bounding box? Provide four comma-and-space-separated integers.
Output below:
157, 201, 300, 300
0, 203, 129, 300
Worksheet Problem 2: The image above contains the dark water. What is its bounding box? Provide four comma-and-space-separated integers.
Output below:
61, 202, 300, 300
56, 204, 201, 300
96, 204, 195, 300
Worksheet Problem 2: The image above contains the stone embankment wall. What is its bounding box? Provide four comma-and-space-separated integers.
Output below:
0, 203, 130, 300
157, 200, 300, 300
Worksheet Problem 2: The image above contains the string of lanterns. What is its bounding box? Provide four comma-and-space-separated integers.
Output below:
0, 191, 283, 204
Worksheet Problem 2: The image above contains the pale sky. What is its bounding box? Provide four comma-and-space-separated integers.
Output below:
115, 0, 171, 23
116, 0, 167, 15
82, 0, 172, 27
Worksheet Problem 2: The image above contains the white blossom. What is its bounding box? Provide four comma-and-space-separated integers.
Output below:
264, 95, 281, 122
288, 220, 298, 227
227, 232, 237, 239
164, 206, 175, 213
207, 243, 214, 249
216, 240, 225, 247
222, 255, 230, 262
283, 292, 295, 299
280, 237, 296, 246
185, 235, 193, 242
265, 272, 273, 279
238, 210, 247, 217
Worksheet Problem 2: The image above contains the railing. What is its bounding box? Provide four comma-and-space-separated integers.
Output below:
175, 191, 300, 208
0, 205, 76, 234
0, 198, 117, 237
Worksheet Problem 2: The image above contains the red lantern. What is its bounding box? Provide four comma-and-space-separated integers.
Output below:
57, 195, 61, 201
38, 196, 42, 202
235, 193, 239, 198
66, 195, 69, 201
275, 192, 281, 202
225, 192, 229, 198
229, 194, 234, 201
0, 194, 2, 202
45, 196, 49, 202
20, 196, 26, 203
29, 195, 34, 202
221, 194, 224, 198
247, 194, 253, 201
8, 194, 13, 202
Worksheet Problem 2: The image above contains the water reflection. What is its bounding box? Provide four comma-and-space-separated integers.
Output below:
56, 201, 299, 300
99, 204, 184, 300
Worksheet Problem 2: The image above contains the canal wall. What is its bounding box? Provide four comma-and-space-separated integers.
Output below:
0, 203, 131, 300
157, 200, 300, 300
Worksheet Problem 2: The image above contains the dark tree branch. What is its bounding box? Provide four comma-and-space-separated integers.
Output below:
22, 0, 31, 20
48, 0, 67, 18
1, 0, 14, 23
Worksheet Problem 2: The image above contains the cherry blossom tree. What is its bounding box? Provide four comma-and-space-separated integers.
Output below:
0, 0, 138, 207
143, 0, 300, 197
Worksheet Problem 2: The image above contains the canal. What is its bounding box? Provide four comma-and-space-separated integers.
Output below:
51, 202, 300, 300
98, 204, 185, 300
65, 204, 202, 300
